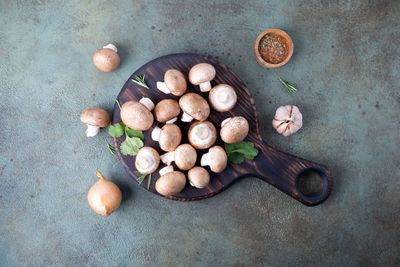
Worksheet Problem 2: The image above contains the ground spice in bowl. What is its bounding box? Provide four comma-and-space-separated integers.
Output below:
258, 33, 289, 64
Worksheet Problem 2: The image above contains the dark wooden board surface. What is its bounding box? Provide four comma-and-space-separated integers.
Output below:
112, 53, 332, 206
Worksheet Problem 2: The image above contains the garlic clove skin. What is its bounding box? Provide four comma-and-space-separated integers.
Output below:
272, 105, 303, 137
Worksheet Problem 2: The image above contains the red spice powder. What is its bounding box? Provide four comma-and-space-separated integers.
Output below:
258, 33, 289, 64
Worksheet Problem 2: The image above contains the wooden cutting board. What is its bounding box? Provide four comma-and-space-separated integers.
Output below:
112, 53, 332, 206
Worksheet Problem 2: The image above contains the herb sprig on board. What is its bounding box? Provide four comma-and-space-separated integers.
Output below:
224, 141, 259, 164
135, 171, 152, 190
108, 122, 144, 156
132, 74, 149, 89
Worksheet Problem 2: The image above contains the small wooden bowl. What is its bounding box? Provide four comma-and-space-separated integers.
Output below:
254, 28, 294, 69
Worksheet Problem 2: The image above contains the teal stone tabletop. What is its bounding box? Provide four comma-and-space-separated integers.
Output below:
0, 1, 399, 266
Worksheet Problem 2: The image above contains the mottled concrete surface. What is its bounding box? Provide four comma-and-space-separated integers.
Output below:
0, 0, 399, 266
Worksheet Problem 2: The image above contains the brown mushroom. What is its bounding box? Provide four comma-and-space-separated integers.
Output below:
188, 63, 216, 92
220, 116, 249, 144
179, 93, 210, 122
154, 99, 181, 123
120, 101, 154, 131
188, 167, 210, 188
93, 44, 120, 72
156, 69, 187, 96
200, 146, 228, 173
155, 168, 186, 197
188, 121, 217, 149
209, 84, 237, 112
151, 124, 182, 152
160, 144, 197, 171
135, 147, 160, 175
80, 108, 111, 137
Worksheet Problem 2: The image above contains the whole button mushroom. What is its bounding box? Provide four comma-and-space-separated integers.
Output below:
154, 99, 181, 124
80, 107, 111, 137
135, 147, 160, 175
160, 144, 197, 171
151, 124, 182, 152
120, 101, 154, 131
189, 63, 216, 92
272, 105, 303, 136
209, 84, 237, 112
179, 93, 210, 122
220, 116, 249, 144
188, 121, 217, 150
188, 167, 210, 189
93, 44, 120, 72
155, 166, 186, 197
156, 69, 187, 96
201, 146, 228, 173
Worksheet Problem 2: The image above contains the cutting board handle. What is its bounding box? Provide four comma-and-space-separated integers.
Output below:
242, 141, 332, 206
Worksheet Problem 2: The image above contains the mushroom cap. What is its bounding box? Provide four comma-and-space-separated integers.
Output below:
179, 93, 210, 121
154, 99, 181, 123
159, 124, 182, 152
93, 48, 120, 72
209, 84, 237, 112
188, 63, 216, 85
120, 101, 154, 131
155, 171, 186, 197
188, 121, 217, 149
80, 108, 111, 127
174, 144, 197, 171
220, 116, 249, 144
208, 146, 228, 173
164, 69, 187, 96
135, 147, 160, 175
188, 167, 210, 189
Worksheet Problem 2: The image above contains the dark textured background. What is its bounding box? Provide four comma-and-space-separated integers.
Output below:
0, 1, 399, 266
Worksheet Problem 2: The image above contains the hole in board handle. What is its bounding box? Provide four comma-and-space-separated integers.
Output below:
296, 169, 327, 197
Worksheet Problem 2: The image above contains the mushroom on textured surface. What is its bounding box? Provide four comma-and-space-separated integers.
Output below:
154, 99, 180, 123
188, 63, 216, 92
188, 167, 210, 189
179, 93, 210, 122
160, 144, 197, 171
120, 101, 154, 131
188, 121, 217, 149
272, 105, 303, 136
155, 166, 186, 197
220, 116, 249, 144
93, 44, 120, 72
156, 69, 187, 96
151, 124, 182, 152
201, 146, 228, 173
80, 107, 111, 137
209, 84, 237, 112
135, 147, 160, 175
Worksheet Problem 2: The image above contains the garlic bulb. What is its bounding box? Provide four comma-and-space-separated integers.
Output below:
272, 105, 303, 136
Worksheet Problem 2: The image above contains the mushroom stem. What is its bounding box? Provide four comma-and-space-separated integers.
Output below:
199, 81, 212, 92
103, 44, 118, 53
86, 125, 100, 137
166, 117, 177, 124
200, 152, 211, 167
139, 97, 155, 111
151, 127, 161, 141
159, 165, 174, 176
160, 151, 175, 165
181, 112, 194, 122
156, 82, 170, 94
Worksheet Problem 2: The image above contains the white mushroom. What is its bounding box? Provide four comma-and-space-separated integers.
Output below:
156, 69, 187, 96
160, 144, 197, 171
188, 121, 217, 149
188, 63, 216, 92
80, 108, 111, 137
151, 124, 182, 152
209, 84, 237, 112
220, 116, 249, 144
135, 147, 160, 175
93, 44, 120, 72
179, 93, 210, 122
201, 146, 228, 173
188, 167, 210, 188
272, 105, 303, 136
120, 101, 154, 131
154, 99, 181, 123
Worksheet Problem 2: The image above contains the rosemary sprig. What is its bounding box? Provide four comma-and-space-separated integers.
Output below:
147, 174, 152, 190
134, 171, 152, 190
107, 143, 116, 156
115, 99, 122, 109
132, 74, 149, 89
279, 77, 297, 94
